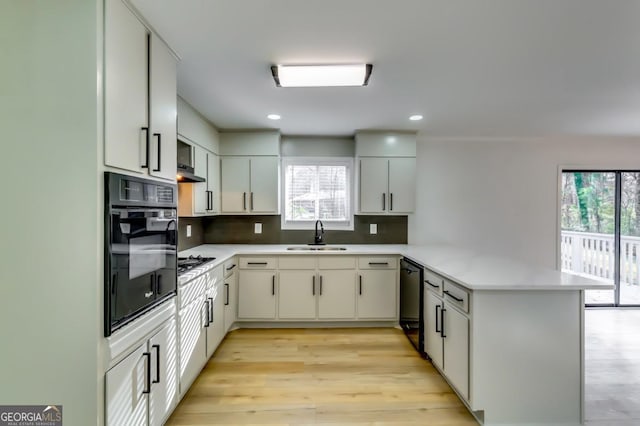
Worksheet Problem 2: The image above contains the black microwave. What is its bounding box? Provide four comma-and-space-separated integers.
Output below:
104, 172, 178, 336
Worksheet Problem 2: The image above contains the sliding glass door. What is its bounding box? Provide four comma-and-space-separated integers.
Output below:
561, 171, 640, 307
620, 173, 640, 305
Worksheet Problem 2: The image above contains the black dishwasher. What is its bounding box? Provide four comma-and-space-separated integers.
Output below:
400, 257, 424, 355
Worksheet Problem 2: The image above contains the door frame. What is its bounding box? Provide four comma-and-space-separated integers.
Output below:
557, 167, 640, 307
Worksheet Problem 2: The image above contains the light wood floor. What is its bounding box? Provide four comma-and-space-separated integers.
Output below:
585, 309, 640, 426
167, 328, 478, 425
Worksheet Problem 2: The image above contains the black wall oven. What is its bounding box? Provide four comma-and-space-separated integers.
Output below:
105, 172, 177, 336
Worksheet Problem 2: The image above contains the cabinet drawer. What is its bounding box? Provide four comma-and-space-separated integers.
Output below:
358, 256, 397, 269
179, 273, 207, 309
424, 269, 444, 296
443, 281, 470, 314
318, 256, 356, 270
224, 258, 237, 278
239, 257, 277, 269
278, 256, 317, 270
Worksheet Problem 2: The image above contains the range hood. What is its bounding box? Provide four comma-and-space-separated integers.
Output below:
176, 164, 205, 183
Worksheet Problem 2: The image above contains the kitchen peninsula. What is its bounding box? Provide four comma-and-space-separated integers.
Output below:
177, 243, 610, 426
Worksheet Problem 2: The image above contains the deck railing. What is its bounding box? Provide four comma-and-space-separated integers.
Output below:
561, 231, 640, 285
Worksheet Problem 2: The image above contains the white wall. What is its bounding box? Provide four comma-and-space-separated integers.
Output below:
409, 136, 640, 269
0, 1, 100, 424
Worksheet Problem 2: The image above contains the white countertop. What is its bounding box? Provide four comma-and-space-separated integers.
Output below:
178, 244, 612, 291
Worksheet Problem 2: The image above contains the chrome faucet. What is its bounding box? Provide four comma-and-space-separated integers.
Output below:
314, 220, 325, 245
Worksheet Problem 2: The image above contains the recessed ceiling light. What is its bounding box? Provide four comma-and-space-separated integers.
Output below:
409, 115, 423, 121
267, 114, 281, 120
271, 64, 373, 87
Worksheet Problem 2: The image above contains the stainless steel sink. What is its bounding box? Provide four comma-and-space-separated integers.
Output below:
286, 246, 347, 251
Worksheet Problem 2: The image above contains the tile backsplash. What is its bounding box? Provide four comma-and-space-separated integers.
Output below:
177, 217, 205, 251
178, 215, 407, 249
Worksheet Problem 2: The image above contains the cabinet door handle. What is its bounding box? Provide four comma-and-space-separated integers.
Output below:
312, 275, 315, 295
440, 307, 446, 338
435, 304, 441, 333
156, 274, 162, 295
208, 297, 214, 323
250, 192, 254, 210
369, 262, 389, 266
444, 290, 464, 303
142, 351, 151, 394
226, 264, 236, 271
243, 192, 247, 210
145, 274, 154, 298
152, 133, 161, 172
390, 193, 393, 211
425, 280, 440, 289
204, 300, 210, 327
247, 262, 268, 266
206, 190, 212, 211
112, 272, 118, 295
382, 193, 386, 211
319, 275, 323, 296
141, 127, 150, 169
225, 283, 230, 306
359, 275, 362, 295
272, 275, 276, 295
152, 344, 160, 384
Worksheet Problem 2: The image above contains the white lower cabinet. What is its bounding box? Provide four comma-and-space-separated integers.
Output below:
357, 269, 397, 319
442, 303, 469, 400
206, 271, 226, 357
279, 270, 317, 319
278, 259, 357, 320
423, 272, 471, 402
424, 290, 444, 370
223, 260, 238, 332
178, 295, 207, 393
178, 265, 225, 395
237, 255, 398, 322
238, 269, 277, 319
106, 317, 178, 426
317, 270, 356, 319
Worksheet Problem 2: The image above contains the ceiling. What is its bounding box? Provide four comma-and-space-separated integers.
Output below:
131, 0, 640, 138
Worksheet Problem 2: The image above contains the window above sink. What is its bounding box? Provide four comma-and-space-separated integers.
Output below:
281, 157, 354, 231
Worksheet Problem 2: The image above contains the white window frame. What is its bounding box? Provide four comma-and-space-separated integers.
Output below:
280, 157, 354, 231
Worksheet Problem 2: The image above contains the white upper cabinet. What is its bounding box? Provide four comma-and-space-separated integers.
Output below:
104, 0, 177, 182
207, 152, 220, 212
193, 145, 208, 215
220, 157, 251, 213
250, 157, 279, 213
176, 95, 221, 209
188, 145, 219, 215
359, 158, 389, 213
104, 0, 148, 175
388, 157, 416, 213
148, 33, 177, 182
219, 131, 280, 214
355, 132, 417, 215
177, 97, 220, 154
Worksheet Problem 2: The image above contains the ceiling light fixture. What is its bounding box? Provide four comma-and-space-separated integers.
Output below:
267, 114, 281, 120
271, 64, 373, 87
409, 115, 423, 121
